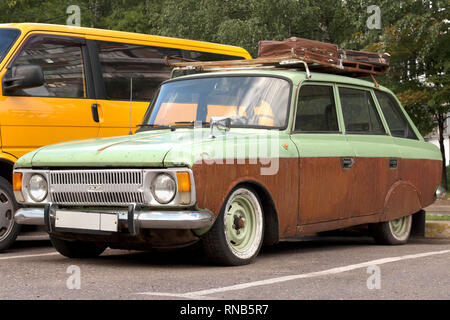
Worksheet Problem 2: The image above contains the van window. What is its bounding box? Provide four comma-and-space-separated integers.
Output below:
8, 35, 86, 98
182, 50, 245, 61
375, 91, 418, 140
295, 85, 339, 132
0, 29, 20, 64
96, 41, 182, 101
96, 41, 246, 102
339, 87, 385, 134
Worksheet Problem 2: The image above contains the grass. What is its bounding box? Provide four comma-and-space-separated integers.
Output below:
426, 214, 450, 221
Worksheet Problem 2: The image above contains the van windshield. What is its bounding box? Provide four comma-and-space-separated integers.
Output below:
0, 29, 20, 64
141, 76, 291, 130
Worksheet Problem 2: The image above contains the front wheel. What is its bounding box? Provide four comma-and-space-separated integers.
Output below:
202, 187, 264, 266
50, 235, 107, 258
0, 177, 21, 252
370, 215, 412, 245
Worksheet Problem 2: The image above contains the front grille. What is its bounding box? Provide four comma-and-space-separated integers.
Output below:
48, 170, 145, 206
50, 171, 142, 185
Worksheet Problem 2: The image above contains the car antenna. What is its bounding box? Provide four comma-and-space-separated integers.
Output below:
128, 77, 133, 135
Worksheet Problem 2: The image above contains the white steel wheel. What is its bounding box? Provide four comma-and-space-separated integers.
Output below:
202, 187, 264, 266
371, 215, 412, 245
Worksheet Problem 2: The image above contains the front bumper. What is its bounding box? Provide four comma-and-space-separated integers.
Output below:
15, 205, 215, 232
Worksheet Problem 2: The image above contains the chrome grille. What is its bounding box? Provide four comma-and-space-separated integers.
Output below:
49, 170, 145, 206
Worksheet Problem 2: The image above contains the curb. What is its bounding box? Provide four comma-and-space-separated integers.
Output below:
425, 221, 450, 239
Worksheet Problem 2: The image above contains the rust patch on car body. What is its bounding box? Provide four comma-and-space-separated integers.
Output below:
193, 157, 442, 240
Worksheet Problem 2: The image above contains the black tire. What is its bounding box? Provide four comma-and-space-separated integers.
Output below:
202, 186, 264, 266
0, 176, 21, 252
50, 235, 107, 258
370, 215, 412, 245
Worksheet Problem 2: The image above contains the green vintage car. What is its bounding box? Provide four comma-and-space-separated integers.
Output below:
12, 62, 443, 265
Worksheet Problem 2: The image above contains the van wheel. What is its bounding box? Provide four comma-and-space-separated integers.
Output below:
0, 177, 21, 252
202, 187, 264, 266
50, 235, 106, 258
370, 215, 412, 245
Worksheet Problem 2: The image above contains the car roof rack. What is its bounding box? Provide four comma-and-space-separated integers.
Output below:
166, 54, 386, 88
168, 52, 388, 73
165, 37, 389, 88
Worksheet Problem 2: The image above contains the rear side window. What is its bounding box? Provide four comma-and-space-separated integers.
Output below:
295, 85, 339, 132
375, 91, 418, 140
339, 87, 385, 134
96, 41, 182, 101
8, 35, 86, 98
96, 42, 246, 102
182, 50, 245, 61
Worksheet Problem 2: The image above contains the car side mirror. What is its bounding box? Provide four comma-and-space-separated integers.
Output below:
3, 65, 44, 92
209, 116, 231, 138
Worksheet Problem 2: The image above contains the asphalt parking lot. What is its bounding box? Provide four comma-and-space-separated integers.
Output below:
0, 231, 449, 300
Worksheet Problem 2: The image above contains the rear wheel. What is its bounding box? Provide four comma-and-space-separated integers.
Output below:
202, 187, 264, 266
50, 235, 106, 258
0, 177, 21, 252
370, 215, 412, 245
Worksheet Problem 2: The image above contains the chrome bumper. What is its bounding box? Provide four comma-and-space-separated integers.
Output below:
15, 207, 215, 230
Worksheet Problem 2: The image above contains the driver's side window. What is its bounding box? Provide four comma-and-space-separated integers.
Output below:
7, 35, 86, 98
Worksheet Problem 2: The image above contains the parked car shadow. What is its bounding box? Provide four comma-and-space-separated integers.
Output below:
82, 235, 376, 268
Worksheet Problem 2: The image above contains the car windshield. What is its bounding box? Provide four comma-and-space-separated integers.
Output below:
0, 29, 20, 64
141, 76, 291, 129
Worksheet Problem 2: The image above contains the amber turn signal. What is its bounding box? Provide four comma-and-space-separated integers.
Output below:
13, 172, 23, 191
176, 172, 191, 192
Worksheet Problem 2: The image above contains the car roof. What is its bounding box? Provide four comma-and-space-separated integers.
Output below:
0, 23, 251, 58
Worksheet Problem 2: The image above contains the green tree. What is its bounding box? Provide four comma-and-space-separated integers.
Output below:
378, 2, 449, 187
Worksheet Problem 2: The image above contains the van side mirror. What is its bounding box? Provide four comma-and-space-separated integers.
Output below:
3, 65, 44, 92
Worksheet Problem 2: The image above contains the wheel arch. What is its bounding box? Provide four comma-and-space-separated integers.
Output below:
232, 180, 279, 246
0, 157, 16, 183
382, 180, 422, 222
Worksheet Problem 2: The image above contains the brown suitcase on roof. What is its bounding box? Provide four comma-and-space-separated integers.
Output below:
338, 49, 390, 66
258, 37, 339, 63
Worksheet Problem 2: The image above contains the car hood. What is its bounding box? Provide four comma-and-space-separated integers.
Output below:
15, 128, 290, 169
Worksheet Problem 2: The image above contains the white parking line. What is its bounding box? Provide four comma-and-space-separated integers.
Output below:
138, 249, 450, 298
0, 252, 59, 261
138, 292, 221, 300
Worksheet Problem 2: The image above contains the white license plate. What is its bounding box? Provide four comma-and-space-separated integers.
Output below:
55, 210, 118, 232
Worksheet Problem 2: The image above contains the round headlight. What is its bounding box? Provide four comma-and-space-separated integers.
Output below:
151, 173, 176, 204
29, 174, 48, 202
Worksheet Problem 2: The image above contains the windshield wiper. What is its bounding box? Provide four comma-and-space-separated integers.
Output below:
136, 124, 175, 131
173, 121, 210, 127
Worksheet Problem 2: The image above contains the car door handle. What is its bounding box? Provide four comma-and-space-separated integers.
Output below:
342, 157, 354, 169
389, 158, 398, 169
91, 104, 99, 123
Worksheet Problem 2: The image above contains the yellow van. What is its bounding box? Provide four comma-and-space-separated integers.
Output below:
0, 23, 251, 250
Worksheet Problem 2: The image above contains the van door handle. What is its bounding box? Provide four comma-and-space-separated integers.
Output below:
91, 104, 99, 123
342, 157, 354, 169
